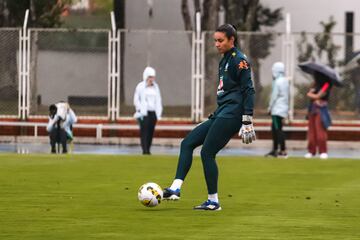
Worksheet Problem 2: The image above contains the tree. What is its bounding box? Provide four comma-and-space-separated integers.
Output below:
297, 16, 340, 67
180, 0, 221, 114
297, 32, 314, 63
0, 0, 71, 116
180, 0, 200, 31
114, 0, 126, 108
0, 0, 70, 28
314, 17, 340, 68
224, 0, 282, 107
295, 17, 359, 114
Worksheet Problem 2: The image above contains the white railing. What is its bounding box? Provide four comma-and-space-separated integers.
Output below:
3, 121, 360, 141
0, 121, 194, 139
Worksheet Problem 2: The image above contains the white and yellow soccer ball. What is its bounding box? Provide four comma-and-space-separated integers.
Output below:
138, 182, 163, 207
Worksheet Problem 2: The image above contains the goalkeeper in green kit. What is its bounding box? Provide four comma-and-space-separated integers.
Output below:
163, 24, 256, 211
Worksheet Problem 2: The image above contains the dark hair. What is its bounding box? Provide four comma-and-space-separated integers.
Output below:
216, 24, 238, 47
49, 104, 57, 118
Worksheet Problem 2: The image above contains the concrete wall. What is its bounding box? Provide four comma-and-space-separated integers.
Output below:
35, 51, 108, 105
35, 43, 192, 108
122, 31, 192, 107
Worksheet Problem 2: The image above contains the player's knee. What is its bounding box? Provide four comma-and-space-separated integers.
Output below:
200, 148, 215, 162
180, 138, 195, 150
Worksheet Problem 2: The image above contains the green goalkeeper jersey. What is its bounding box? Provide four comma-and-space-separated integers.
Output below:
213, 47, 255, 119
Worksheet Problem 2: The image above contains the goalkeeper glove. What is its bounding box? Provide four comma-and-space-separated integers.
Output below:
238, 115, 256, 144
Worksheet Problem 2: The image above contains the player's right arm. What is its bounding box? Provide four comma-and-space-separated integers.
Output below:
133, 84, 142, 112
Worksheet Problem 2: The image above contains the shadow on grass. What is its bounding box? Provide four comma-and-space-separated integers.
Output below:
133, 207, 179, 212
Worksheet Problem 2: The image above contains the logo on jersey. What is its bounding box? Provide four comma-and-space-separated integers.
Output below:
217, 76, 224, 95
238, 60, 249, 70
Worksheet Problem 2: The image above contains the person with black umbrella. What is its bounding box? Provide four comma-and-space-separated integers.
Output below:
299, 62, 341, 159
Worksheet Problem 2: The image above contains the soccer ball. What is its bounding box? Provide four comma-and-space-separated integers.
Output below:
138, 182, 163, 207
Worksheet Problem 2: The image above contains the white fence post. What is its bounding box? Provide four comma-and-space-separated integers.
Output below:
282, 13, 295, 122
96, 124, 103, 139
108, 11, 120, 121
19, 9, 30, 120
116, 29, 121, 120
200, 31, 205, 120
191, 31, 196, 121
191, 11, 204, 122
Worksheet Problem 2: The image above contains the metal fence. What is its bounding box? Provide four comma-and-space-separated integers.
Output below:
0, 28, 19, 117
292, 32, 360, 120
120, 29, 193, 118
28, 29, 109, 118
0, 27, 360, 122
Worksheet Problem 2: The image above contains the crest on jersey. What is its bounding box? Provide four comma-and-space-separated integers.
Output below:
238, 60, 249, 70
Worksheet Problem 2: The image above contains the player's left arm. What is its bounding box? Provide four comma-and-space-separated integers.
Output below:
235, 57, 256, 144
155, 84, 163, 120
46, 114, 59, 132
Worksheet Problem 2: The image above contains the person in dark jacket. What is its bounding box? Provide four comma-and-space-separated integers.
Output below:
46, 102, 77, 154
47, 104, 67, 154
162, 24, 256, 211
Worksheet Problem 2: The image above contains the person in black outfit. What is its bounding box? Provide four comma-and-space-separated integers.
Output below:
47, 104, 67, 154
139, 111, 157, 155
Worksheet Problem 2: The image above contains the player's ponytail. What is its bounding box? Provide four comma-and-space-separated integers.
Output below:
216, 24, 239, 47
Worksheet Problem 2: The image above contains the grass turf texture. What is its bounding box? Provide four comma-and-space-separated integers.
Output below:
0, 154, 359, 240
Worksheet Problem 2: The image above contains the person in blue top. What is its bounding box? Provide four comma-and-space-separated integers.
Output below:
163, 24, 256, 211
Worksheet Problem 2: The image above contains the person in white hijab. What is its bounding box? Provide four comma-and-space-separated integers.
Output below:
133, 66, 162, 154
265, 62, 289, 158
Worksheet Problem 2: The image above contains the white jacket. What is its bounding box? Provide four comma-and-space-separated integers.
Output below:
268, 62, 289, 118
133, 67, 163, 119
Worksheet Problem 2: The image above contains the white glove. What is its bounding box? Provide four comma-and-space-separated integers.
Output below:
239, 123, 256, 144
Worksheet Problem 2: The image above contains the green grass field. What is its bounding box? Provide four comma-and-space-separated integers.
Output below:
0, 154, 359, 240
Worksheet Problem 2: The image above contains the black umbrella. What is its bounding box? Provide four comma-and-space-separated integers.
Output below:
344, 51, 360, 72
298, 61, 343, 87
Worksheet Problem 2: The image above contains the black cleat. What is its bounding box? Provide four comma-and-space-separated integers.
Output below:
277, 151, 288, 159
264, 150, 277, 157
163, 188, 180, 200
